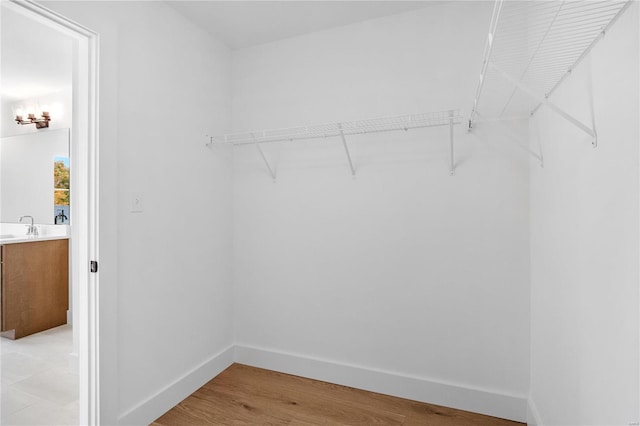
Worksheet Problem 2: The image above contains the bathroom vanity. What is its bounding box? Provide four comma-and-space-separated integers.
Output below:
0, 237, 69, 339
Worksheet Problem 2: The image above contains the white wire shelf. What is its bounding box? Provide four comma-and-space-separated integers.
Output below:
215, 110, 463, 146
470, 0, 631, 143
211, 110, 463, 179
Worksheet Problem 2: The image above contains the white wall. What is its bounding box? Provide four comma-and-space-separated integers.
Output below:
0, 128, 69, 224
232, 3, 530, 421
529, 3, 639, 425
41, 2, 234, 424
31, 2, 639, 426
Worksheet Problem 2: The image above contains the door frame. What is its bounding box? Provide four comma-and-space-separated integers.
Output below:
4, 0, 100, 423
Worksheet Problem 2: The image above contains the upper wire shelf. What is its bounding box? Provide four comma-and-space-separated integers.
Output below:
211, 110, 463, 179
470, 0, 631, 124
214, 110, 463, 146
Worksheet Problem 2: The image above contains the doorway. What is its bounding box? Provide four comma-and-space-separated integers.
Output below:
0, 1, 99, 424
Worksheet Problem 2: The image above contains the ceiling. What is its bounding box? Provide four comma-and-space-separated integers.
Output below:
1, 1, 436, 103
166, 1, 437, 50
1, 5, 73, 102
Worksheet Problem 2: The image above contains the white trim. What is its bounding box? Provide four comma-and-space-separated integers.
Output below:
4, 1, 100, 424
117, 345, 235, 426
527, 397, 543, 426
114, 344, 528, 423
235, 344, 527, 423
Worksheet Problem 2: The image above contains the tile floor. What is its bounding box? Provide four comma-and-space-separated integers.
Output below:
1, 325, 78, 425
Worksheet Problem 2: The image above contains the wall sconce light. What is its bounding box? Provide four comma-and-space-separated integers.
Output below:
15, 109, 51, 129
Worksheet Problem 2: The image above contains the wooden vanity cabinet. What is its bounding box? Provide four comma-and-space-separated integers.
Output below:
0, 239, 69, 339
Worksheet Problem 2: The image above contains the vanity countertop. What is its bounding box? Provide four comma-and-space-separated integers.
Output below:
0, 234, 70, 245
0, 223, 70, 245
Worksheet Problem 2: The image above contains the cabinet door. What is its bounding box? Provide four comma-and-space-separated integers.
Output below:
1, 239, 69, 339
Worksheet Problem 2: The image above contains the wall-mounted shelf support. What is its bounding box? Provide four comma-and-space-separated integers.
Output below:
338, 123, 356, 177
489, 62, 597, 146
252, 133, 277, 181
449, 111, 455, 175
529, 0, 632, 120
469, 0, 629, 149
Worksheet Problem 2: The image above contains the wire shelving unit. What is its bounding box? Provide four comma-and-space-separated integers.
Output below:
469, 0, 631, 150
210, 110, 463, 180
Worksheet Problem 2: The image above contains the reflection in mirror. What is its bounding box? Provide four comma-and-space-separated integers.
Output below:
54, 156, 70, 224
0, 128, 70, 224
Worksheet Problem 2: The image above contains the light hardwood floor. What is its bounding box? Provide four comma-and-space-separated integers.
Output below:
152, 363, 523, 426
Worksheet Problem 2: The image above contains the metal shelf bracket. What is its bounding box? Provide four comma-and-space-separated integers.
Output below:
489, 62, 597, 146
337, 123, 356, 177
252, 134, 277, 182
448, 110, 455, 176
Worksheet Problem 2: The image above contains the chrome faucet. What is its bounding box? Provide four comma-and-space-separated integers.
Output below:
19, 215, 38, 236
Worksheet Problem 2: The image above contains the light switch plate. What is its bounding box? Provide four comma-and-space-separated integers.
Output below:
130, 192, 144, 213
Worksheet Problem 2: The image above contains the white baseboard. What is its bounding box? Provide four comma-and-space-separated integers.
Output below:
527, 396, 543, 426
235, 344, 527, 423
117, 345, 234, 426
116, 344, 527, 424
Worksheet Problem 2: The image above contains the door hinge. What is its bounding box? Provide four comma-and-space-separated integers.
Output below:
90, 260, 98, 273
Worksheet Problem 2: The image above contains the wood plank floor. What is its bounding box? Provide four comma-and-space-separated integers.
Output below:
151, 364, 524, 426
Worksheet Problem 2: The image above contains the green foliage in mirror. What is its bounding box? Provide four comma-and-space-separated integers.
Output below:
54, 157, 69, 205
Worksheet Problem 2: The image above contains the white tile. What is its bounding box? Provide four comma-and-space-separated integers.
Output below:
3, 399, 78, 426
1, 326, 75, 372
36, 325, 72, 341
0, 337, 21, 355
11, 367, 78, 406
0, 326, 77, 425
63, 399, 79, 418
13, 333, 69, 350
63, 353, 79, 373
0, 352, 56, 385
1, 386, 49, 416
17, 343, 74, 369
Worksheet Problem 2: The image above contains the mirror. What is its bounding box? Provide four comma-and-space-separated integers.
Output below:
0, 128, 70, 224
1, 3, 73, 226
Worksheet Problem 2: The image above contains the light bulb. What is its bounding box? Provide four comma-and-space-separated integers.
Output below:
25, 104, 37, 117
